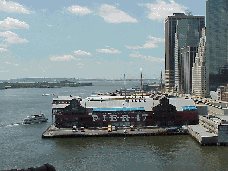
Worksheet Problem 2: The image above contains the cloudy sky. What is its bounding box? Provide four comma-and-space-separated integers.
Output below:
0, 0, 206, 80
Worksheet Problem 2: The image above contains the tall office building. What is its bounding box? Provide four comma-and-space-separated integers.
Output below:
180, 46, 198, 94
174, 19, 204, 93
192, 27, 210, 98
206, 0, 228, 90
165, 13, 205, 92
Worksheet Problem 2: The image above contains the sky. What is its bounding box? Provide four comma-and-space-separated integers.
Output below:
0, 0, 207, 80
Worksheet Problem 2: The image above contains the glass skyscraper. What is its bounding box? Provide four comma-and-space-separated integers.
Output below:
174, 19, 204, 93
206, 0, 228, 90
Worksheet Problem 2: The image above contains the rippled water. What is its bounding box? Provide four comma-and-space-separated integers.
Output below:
0, 81, 227, 171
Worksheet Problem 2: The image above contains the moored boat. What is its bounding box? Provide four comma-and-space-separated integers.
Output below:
23, 113, 48, 124
42, 94, 50, 96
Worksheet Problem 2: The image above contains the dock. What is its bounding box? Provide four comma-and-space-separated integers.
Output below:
42, 125, 188, 138
187, 114, 228, 146
188, 125, 228, 146
42, 124, 228, 146
188, 125, 218, 146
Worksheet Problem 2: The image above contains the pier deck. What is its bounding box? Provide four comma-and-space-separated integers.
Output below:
42, 125, 187, 138
188, 125, 222, 146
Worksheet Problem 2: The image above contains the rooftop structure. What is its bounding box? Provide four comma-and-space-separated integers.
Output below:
218, 84, 228, 102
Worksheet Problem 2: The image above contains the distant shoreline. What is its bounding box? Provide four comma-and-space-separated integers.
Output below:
0, 78, 159, 83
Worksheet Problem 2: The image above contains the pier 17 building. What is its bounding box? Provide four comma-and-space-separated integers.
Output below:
165, 13, 205, 92
206, 0, 228, 90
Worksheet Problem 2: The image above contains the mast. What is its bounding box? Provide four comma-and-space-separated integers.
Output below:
140, 68, 143, 98
124, 74, 126, 99
160, 68, 163, 94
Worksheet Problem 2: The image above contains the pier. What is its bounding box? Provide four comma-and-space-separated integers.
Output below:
42, 125, 188, 138
42, 123, 228, 146
187, 115, 228, 146
187, 125, 218, 146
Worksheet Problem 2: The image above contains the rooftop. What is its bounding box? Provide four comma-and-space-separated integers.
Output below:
190, 125, 217, 137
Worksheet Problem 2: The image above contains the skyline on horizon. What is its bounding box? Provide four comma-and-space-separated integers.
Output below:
0, 0, 207, 80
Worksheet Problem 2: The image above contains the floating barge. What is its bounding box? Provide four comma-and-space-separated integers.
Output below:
42, 124, 188, 138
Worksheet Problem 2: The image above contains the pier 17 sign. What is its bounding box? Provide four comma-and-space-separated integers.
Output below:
92, 114, 148, 122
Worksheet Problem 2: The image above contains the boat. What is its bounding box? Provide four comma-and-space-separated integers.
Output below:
51, 94, 198, 128
23, 113, 48, 124
42, 94, 50, 96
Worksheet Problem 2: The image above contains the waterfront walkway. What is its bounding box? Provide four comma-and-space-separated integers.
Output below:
42, 125, 187, 138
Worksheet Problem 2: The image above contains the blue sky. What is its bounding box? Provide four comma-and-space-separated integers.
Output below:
0, 0, 206, 80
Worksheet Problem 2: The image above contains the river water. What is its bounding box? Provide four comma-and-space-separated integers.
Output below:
0, 81, 227, 171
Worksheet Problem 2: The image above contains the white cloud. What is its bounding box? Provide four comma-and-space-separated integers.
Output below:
0, 69, 10, 72
139, 0, 187, 22
5, 62, 11, 64
0, 0, 33, 14
0, 17, 29, 30
76, 63, 84, 68
126, 35, 164, 49
47, 24, 52, 27
0, 47, 8, 52
147, 35, 165, 43
0, 43, 8, 47
129, 51, 164, 62
74, 50, 92, 56
13, 63, 19, 66
0, 31, 29, 44
125, 43, 158, 49
96, 48, 121, 54
76, 63, 84, 66
99, 4, 138, 23
50, 55, 81, 61
66, 5, 92, 15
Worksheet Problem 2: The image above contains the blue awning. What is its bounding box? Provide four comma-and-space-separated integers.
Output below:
182, 106, 197, 111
